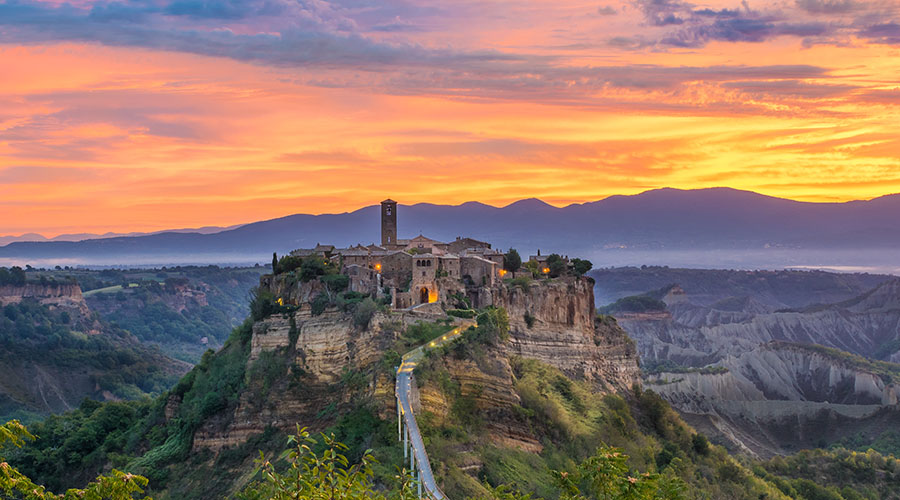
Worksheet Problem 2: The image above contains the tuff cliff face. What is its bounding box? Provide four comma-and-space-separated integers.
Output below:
0, 283, 91, 320
410, 277, 641, 457
496, 277, 639, 390
191, 304, 394, 451
0, 282, 84, 305
191, 275, 641, 457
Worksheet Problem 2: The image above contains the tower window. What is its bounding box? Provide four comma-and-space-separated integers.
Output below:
386, 207, 392, 215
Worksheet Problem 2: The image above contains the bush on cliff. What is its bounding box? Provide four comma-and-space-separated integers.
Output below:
504, 249, 522, 272
546, 254, 566, 278
0, 266, 26, 286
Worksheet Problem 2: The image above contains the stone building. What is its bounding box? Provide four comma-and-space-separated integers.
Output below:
290, 198, 503, 309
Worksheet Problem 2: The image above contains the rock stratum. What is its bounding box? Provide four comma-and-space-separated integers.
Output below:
611, 277, 900, 457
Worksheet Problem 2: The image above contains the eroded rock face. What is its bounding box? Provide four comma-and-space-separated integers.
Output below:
646, 342, 900, 457
194, 275, 641, 455
497, 278, 640, 391
193, 306, 393, 451
0, 283, 84, 306
0, 283, 92, 321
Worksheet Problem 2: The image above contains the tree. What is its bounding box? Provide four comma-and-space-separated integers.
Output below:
546, 254, 566, 278
0, 420, 150, 500
9, 266, 26, 286
277, 255, 304, 274
272, 252, 279, 274
503, 249, 522, 272
571, 258, 593, 276
239, 425, 418, 500
552, 445, 686, 500
300, 256, 332, 282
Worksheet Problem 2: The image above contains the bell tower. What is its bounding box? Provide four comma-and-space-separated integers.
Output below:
381, 199, 397, 246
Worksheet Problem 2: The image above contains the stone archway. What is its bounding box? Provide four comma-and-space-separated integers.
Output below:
420, 287, 429, 304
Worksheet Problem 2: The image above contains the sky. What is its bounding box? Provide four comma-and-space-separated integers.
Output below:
1, 0, 899, 236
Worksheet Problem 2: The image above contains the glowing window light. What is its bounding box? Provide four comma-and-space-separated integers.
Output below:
542, 267, 550, 274
498, 269, 507, 277
375, 263, 382, 271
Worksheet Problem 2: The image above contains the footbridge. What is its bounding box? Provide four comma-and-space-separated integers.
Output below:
395, 319, 474, 499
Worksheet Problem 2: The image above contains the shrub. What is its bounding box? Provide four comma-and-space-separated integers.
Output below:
571, 258, 592, 276
300, 256, 335, 282
310, 294, 330, 316
503, 249, 522, 272
352, 298, 377, 330
277, 255, 304, 274
691, 433, 710, 456
472, 307, 510, 344
321, 273, 350, 291
546, 254, 566, 278
524, 312, 535, 328
448, 309, 477, 319
510, 276, 531, 291
249, 287, 280, 320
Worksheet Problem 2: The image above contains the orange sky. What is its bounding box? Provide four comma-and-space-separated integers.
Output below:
1, 0, 899, 236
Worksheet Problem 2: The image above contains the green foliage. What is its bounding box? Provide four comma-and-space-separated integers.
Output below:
449, 292, 472, 310
504, 249, 523, 272
322, 273, 350, 292
552, 445, 687, 500
0, 300, 180, 419
276, 255, 304, 275
299, 256, 338, 282
570, 258, 592, 276
524, 312, 535, 328
311, 293, 330, 316
1, 419, 151, 499
599, 295, 667, 314
510, 277, 532, 291
691, 434, 710, 456
473, 307, 510, 344
352, 297, 378, 330
127, 320, 253, 482
757, 447, 900, 498
249, 287, 285, 321
0, 266, 27, 286
79, 266, 264, 361
396, 321, 454, 352
642, 360, 729, 376
779, 342, 900, 384
546, 254, 566, 278
239, 426, 417, 500
247, 349, 289, 400
448, 309, 477, 319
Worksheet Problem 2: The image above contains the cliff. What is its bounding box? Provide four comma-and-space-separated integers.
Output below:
496, 277, 639, 390
0, 283, 92, 321
645, 342, 900, 457
188, 274, 640, 463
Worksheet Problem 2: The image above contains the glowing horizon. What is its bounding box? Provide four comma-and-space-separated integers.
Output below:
2, 0, 899, 236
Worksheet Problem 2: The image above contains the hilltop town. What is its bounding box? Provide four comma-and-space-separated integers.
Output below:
287, 199, 577, 310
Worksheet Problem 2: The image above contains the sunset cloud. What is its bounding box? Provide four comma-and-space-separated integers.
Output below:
0, 0, 899, 235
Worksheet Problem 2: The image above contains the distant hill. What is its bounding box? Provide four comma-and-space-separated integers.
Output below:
3, 187, 900, 266
591, 266, 891, 308
0, 224, 240, 246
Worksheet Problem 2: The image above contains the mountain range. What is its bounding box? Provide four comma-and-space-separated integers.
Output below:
3, 187, 900, 268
